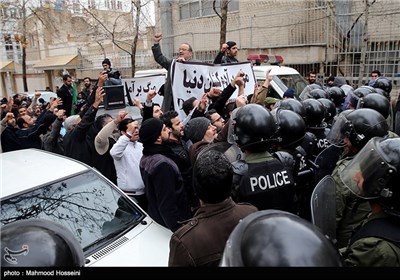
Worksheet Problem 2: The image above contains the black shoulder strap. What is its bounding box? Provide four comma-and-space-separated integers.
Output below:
349, 218, 400, 248
231, 160, 248, 202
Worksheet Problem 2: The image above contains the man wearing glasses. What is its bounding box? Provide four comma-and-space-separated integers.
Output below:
205, 109, 225, 133
152, 32, 200, 112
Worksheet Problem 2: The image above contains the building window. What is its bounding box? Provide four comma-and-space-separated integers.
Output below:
4, 34, 13, 60
117, 1, 122, 10
9, 8, 17, 19
89, 0, 96, 9
179, 0, 238, 20
73, 3, 82, 13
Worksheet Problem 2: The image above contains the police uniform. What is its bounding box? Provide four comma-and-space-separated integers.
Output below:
308, 126, 331, 160
232, 151, 296, 213
333, 157, 372, 249
341, 212, 400, 267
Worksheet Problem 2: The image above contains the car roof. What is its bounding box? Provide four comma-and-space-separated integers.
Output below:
1, 149, 88, 198
252, 65, 301, 76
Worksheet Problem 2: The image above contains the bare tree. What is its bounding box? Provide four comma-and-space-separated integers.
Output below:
8, 0, 69, 91
213, 0, 229, 47
131, 0, 142, 77
81, 0, 153, 77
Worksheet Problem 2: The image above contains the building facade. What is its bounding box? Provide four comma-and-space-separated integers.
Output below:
154, 0, 399, 93
0, 0, 155, 96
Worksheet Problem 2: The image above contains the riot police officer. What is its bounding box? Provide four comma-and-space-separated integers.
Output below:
274, 100, 318, 219
231, 104, 296, 213
340, 137, 400, 266
327, 108, 389, 248
270, 107, 313, 218
1, 219, 85, 267
327, 86, 346, 114
302, 98, 330, 160
220, 209, 343, 267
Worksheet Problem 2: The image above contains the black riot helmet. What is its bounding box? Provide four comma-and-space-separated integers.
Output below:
357, 93, 390, 119
220, 210, 343, 267
372, 77, 392, 96
233, 104, 277, 152
318, 98, 337, 124
1, 219, 85, 267
309, 88, 328, 99
348, 86, 376, 108
308, 83, 323, 91
327, 108, 388, 149
302, 98, 327, 128
340, 137, 400, 218
271, 108, 306, 149
277, 98, 307, 122
328, 86, 345, 107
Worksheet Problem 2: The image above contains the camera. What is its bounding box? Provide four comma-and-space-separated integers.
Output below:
103, 68, 111, 77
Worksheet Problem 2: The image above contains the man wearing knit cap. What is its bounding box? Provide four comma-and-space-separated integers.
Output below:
213, 41, 239, 64
184, 117, 217, 164
101, 58, 122, 86
139, 118, 191, 232
283, 88, 295, 99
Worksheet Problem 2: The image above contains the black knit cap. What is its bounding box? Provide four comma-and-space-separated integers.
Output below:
139, 118, 164, 145
102, 58, 111, 66
184, 117, 210, 143
226, 41, 237, 49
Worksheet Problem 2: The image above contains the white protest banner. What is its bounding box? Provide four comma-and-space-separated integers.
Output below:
171, 61, 255, 120
122, 74, 165, 105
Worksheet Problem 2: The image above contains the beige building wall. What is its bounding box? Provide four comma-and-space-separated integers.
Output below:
154, 0, 399, 92
159, 1, 329, 64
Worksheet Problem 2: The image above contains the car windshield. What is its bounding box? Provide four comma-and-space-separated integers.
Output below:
0, 170, 144, 253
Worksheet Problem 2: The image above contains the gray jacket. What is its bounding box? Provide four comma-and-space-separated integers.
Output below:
152, 43, 200, 112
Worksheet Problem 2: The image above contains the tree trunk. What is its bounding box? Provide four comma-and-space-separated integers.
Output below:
219, 0, 229, 46
132, 0, 141, 77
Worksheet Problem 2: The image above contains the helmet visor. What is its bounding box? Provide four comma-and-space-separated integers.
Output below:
326, 114, 350, 147
356, 97, 365, 109
227, 107, 240, 145
339, 138, 396, 199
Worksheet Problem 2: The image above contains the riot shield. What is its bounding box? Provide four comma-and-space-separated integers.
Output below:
196, 141, 243, 164
314, 144, 342, 183
310, 175, 336, 242
395, 109, 400, 136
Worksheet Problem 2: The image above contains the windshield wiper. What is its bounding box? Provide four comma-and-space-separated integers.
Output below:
83, 219, 143, 253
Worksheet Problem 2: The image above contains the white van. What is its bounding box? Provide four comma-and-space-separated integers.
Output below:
252, 65, 308, 99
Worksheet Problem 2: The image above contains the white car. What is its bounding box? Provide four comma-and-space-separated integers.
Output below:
0, 149, 172, 266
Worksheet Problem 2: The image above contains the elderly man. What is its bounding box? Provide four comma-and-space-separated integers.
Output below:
152, 32, 200, 112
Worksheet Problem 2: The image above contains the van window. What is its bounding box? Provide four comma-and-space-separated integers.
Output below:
252, 66, 307, 98
275, 74, 308, 96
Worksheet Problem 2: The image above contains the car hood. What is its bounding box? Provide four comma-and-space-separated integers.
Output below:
86, 220, 172, 267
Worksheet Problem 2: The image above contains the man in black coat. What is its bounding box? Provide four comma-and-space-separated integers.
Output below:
57, 74, 73, 117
